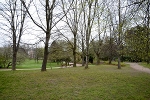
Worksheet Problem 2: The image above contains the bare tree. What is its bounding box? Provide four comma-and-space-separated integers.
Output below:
61, 0, 82, 67
117, 0, 122, 69
0, 0, 30, 70
77, 0, 86, 66
91, 1, 107, 65
106, 0, 134, 69
146, 0, 150, 64
21, 0, 73, 71
82, 0, 98, 69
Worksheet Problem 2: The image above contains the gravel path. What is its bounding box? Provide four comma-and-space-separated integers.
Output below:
127, 63, 150, 74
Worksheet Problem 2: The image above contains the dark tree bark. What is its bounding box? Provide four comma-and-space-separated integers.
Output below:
146, 0, 150, 64
118, 0, 121, 69
81, 30, 85, 66
41, 32, 50, 71
73, 33, 77, 67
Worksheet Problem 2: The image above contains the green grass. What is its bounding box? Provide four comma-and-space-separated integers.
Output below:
0, 65, 150, 100
16, 59, 61, 69
139, 62, 150, 69
104, 61, 126, 67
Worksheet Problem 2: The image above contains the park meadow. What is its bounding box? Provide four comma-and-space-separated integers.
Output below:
0, 0, 150, 99
0, 62, 150, 100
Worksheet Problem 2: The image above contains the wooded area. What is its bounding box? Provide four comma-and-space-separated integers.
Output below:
0, 0, 149, 71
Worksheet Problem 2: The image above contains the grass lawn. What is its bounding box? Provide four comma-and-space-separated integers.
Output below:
104, 61, 126, 67
139, 62, 150, 69
0, 65, 150, 100
16, 59, 61, 69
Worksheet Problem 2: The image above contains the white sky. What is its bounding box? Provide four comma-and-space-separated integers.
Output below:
0, 0, 139, 47
0, 0, 58, 47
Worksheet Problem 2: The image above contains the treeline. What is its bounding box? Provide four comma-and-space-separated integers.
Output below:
0, 0, 149, 71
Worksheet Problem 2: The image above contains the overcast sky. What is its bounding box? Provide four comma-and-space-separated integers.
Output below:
0, 0, 133, 47
0, 0, 78, 47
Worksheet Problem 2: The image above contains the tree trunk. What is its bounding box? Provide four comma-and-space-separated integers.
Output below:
73, 49, 76, 67
85, 37, 89, 69
12, 36, 19, 71
73, 33, 76, 67
96, 55, 100, 65
82, 56, 85, 66
85, 54, 89, 69
118, 56, 121, 69
109, 59, 112, 64
81, 36, 85, 66
12, 50, 17, 71
41, 0, 53, 71
12, 22, 17, 71
85, 31, 90, 69
146, 0, 150, 64
118, 0, 121, 69
84, 0, 97, 69
41, 33, 50, 71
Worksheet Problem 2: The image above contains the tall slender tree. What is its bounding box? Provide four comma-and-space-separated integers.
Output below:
117, 0, 122, 69
61, 0, 82, 67
108, 0, 132, 69
83, 0, 98, 69
145, 0, 150, 64
91, 0, 106, 65
0, 0, 30, 70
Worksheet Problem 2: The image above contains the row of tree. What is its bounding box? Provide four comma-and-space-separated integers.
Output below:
0, 0, 149, 71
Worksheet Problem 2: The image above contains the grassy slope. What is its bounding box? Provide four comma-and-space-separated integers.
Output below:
0, 65, 150, 100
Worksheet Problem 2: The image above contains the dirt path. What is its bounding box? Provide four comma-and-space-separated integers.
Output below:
127, 63, 150, 74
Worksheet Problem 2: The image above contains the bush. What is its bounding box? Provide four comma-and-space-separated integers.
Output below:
0, 54, 11, 68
